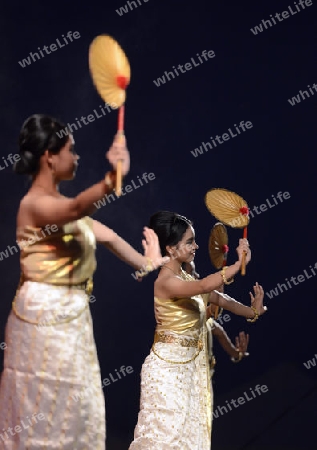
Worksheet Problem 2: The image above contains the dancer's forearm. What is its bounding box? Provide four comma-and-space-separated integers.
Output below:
212, 322, 238, 358
106, 237, 147, 269
210, 292, 256, 319
98, 228, 147, 269
73, 177, 114, 217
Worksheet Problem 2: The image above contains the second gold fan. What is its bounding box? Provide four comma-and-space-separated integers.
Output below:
205, 188, 250, 275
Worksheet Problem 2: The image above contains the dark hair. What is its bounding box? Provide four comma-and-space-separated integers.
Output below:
14, 114, 70, 175
149, 211, 193, 256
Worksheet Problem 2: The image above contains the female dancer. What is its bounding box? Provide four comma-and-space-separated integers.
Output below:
182, 261, 249, 370
183, 261, 251, 373
0, 114, 167, 449
129, 211, 266, 450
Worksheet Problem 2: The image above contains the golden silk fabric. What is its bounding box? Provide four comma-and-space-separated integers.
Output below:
154, 293, 206, 336
129, 269, 213, 450
17, 216, 96, 285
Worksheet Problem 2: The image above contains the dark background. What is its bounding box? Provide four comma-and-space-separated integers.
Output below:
1, 0, 317, 449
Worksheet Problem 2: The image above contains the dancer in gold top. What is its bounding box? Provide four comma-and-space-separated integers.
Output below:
183, 261, 251, 374
129, 211, 266, 450
0, 114, 167, 449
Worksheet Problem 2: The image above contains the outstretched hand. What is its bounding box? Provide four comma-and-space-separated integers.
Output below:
250, 282, 267, 316
142, 227, 170, 268
235, 331, 250, 358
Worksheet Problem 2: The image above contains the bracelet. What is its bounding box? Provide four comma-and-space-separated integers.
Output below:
246, 306, 259, 323
136, 257, 155, 280
231, 351, 244, 363
220, 266, 234, 285
104, 171, 116, 191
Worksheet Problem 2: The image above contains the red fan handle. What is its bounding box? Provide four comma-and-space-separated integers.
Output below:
115, 74, 129, 197
115, 105, 125, 196
241, 227, 248, 276
118, 104, 125, 131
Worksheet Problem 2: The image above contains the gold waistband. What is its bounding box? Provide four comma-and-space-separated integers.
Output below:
154, 331, 203, 349
152, 331, 203, 364
71, 278, 94, 296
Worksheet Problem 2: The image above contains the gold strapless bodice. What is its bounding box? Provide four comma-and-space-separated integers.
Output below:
154, 269, 208, 335
17, 216, 96, 285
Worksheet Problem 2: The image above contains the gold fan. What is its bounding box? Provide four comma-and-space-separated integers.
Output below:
89, 35, 131, 196
208, 222, 229, 270
205, 188, 249, 275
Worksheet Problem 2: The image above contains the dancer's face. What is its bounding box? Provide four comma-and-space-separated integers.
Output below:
49, 136, 79, 181
170, 225, 199, 263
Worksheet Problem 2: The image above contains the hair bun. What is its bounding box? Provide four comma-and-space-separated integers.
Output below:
13, 150, 37, 175
14, 114, 69, 176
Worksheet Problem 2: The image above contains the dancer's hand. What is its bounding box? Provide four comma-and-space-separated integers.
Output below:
250, 282, 267, 316
236, 238, 251, 266
142, 227, 170, 268
106, 133, 130, 177
235, 332, 249, 358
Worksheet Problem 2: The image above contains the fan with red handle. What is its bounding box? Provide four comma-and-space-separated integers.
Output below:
205, 188, 250, 275
89, 34, 131, 196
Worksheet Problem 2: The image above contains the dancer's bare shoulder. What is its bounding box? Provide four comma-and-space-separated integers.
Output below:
154, 270, 175, 299
17, 191, 67, 228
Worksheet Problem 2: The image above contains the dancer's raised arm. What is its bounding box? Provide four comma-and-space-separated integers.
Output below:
155, 238, 250, 299
17, 127, 129, 228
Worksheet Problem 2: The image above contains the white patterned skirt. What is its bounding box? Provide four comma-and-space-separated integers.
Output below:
129, 334, 213, 450
0, 281, 105, 450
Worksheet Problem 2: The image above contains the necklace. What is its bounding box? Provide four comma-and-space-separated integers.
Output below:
161, 266, 182, 277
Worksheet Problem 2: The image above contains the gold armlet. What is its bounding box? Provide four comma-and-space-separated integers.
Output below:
220, 266, 234, 285
104, 171, 116, 191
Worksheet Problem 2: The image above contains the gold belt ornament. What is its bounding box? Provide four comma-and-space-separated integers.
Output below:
151, 331, 203, 364
84, 277, 94, 296
210, 355, 216, 369
73, 278, 94, 296
154, 331, 202, 349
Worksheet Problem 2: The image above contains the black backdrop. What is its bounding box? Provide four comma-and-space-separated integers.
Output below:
0, 1, 317, 449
